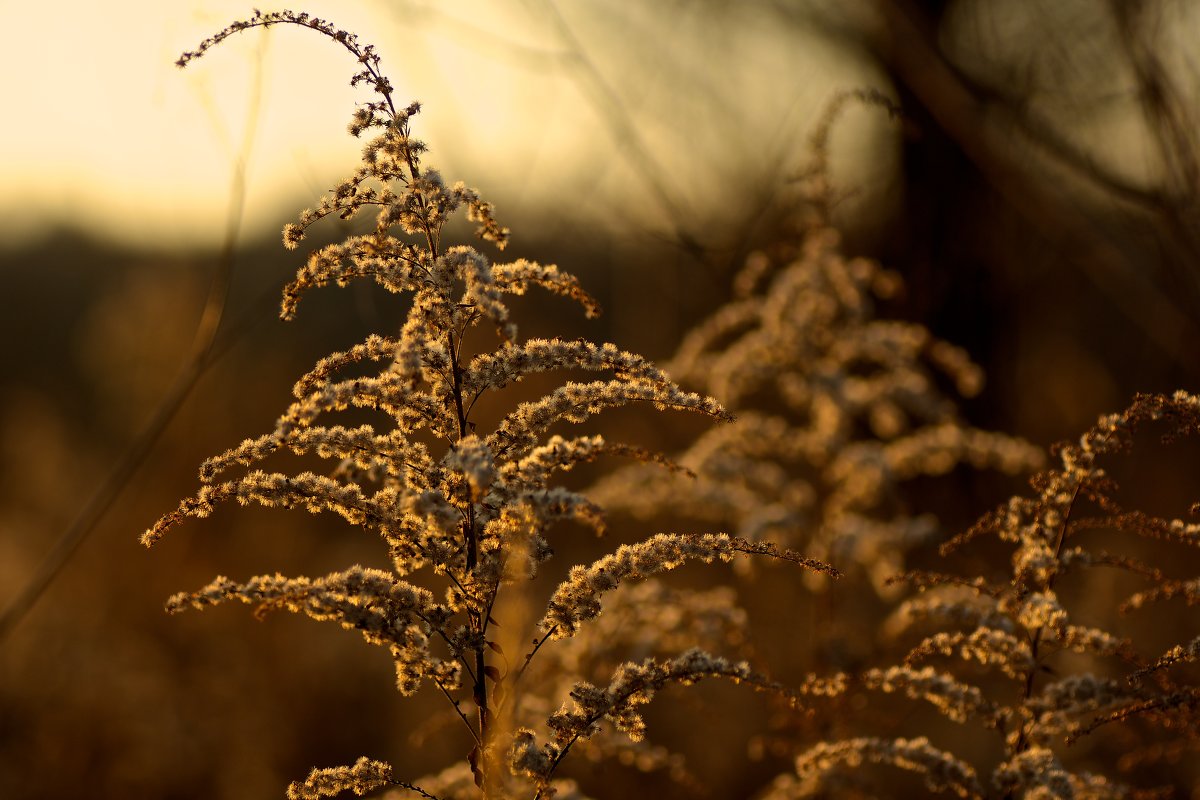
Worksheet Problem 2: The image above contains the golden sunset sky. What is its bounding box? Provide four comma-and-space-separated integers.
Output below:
0, 0, 891, 252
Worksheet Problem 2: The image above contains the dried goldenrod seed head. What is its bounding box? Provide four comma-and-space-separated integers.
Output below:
147, 10, 837, 798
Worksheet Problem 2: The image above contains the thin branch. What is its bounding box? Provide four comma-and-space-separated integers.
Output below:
0, 38, 268, 642
386, 779, 444, 800
525, 0, 705, 260
434, 676, 481, 746
516, 626, 558, 684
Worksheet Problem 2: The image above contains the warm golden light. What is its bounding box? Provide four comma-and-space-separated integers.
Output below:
0, 1, 886, 250
7, 4, 1200, 800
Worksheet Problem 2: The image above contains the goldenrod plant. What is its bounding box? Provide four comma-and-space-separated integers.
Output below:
591, 222, 1042, 598
765, 392, 1200, 798
145, 11, 835, 799
137, 10, 1200, 800
589, 97, 1044, 707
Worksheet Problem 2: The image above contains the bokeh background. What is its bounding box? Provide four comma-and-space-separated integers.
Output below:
3, 1, 1199, 797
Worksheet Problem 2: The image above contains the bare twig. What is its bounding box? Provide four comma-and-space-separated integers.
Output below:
0, 40, 269, 642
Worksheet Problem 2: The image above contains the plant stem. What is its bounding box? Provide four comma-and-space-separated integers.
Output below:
1009, 482, 1081, 765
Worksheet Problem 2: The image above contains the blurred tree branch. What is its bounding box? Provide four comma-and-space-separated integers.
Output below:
870, 0, 1200, 369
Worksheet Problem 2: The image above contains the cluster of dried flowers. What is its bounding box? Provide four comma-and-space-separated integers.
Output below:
145, 10, 1200, 800
586, 127, 1047, 730
148, 11, 836, 800
591, 221, 1043, 598
766, 391, 1200, 798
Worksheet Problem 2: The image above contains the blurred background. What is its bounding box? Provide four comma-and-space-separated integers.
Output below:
2, 0, 1199, 797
